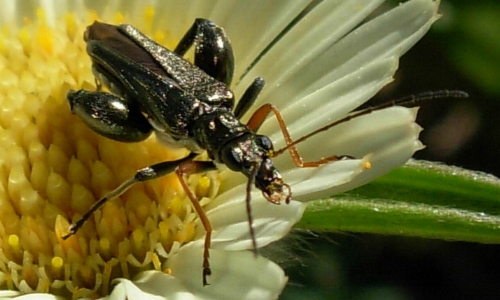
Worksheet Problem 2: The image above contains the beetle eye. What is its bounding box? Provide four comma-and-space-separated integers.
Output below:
256, 135, 273, 151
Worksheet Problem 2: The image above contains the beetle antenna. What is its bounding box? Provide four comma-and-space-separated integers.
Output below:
373, 90, 469, 110
274, 90, 468, 156
246, 163, 259, 257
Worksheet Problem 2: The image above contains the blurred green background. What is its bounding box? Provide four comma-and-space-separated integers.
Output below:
281, 1, 500, 299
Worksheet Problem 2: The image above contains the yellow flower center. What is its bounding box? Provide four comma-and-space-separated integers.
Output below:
0, 7, 216, 299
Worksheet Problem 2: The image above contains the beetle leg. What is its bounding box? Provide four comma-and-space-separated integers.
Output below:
174, 160, 218, 286
174, 18, 235, 86
247, 104, 350, 167
62, 151, 217, 285
67, 90, 153, 143
62, 153, 199, 240
234, 77, 266, 119
63, 155, 219, 285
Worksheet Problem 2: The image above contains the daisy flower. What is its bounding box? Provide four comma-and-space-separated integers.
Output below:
0, 0, 438, 299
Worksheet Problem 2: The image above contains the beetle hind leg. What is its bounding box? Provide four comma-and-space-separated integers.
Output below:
175, 18, 235, 86
174, 160, 219, 285
61, 153, 218, 285
67, 90, 152, 143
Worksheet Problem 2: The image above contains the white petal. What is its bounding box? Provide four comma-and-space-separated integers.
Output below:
0, 1, 16, 25
259, 0, 438, 105
106, 272, 195, 300
282, 158, 371, 201
243, 0, 438, 144
216, 167, 247, 195
325, 114, 424, 195
278, 107, 420, 163
105, 277, 167, 300
0, 290, 21, 298
235, 0, 385, 102
263, 56, 399, 149
218, 1, 311, 77
199, 197, 304, 250
0, 291, 64, 300
167, 242, 287, 300
295, 107, 423, 200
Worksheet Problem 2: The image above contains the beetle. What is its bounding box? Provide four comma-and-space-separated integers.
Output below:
63, 19, 468, 285
65, 19, 289, 285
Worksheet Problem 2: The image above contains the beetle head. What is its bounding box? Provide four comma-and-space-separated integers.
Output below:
220, 134, 291, 205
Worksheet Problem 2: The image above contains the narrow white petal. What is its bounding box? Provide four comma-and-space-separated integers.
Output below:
38, 0, 67, 27
168, 242, 287, 300
199, 197, 304, 250
133, 1, 309, 65
110, 271, 195, 300
121, 1, 159, 24
105, 276, 168, 300
325, 119, 424, 195
145, 1, 210, 32
257, 0, 438, 108
0, 290, 21, 298
2, 292, 63, 300
282, 158, 370, 201
236, 0, 385, 102
218, 0, 311, 77
216, 167, 247, 194
278, 107, 420, 164
260, 56, 399, 146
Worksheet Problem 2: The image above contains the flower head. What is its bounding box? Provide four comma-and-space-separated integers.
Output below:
0, 0, 439, 299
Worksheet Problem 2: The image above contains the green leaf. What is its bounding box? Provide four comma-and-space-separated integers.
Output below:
298, 160, 500, 244
435, 3, 500, 97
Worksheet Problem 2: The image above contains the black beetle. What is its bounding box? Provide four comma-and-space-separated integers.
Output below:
64, 19, 468, 285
